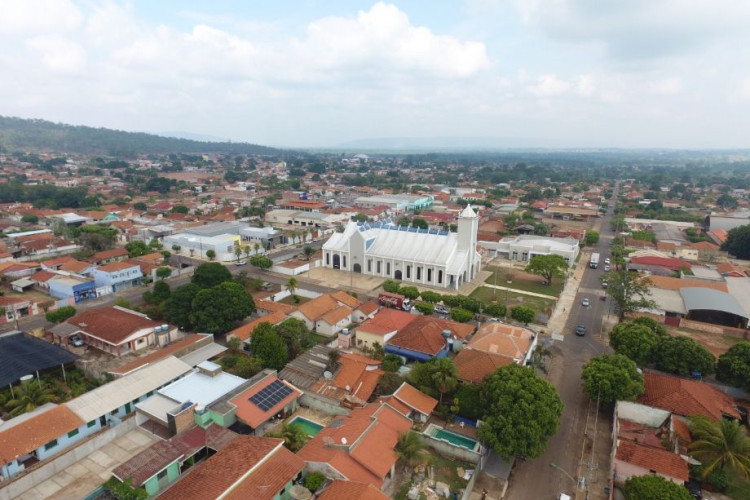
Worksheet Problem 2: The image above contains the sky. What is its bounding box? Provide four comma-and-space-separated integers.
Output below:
1, 0, 750, 149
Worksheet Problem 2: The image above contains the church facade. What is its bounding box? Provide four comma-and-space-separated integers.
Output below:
322, 205, 481, 289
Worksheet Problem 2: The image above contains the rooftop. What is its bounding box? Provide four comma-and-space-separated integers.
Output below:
159, 362, 246, 407
637, 371, 740, 421
393, 382, 438, 416
0, 405, 84, 461
66, 306, 161, 345
230, 376, 302, 429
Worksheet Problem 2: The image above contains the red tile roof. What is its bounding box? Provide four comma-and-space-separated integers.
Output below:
97, 261, 140, 273
67, 306, 161, 345
256, 300, 297, 315
637, 371, 740, 420
109, 334, 212, 375
230, 376, 302, 428
630, 256, 691, 271
393, 383, 437, 416
228, 311, 287, 341
357, 300, 379, 316
388, 316, 473, 356
357, 308, 417, 337
615, 439, 689, 481
454, 348, 514, 383
223, 445, 304, 500
332, 353, 383, 402
89, 247, 128, 262
647, 275, 728, 293
318, 480, 390, 500
0, 405, 84, 460
158, 437, 297, 500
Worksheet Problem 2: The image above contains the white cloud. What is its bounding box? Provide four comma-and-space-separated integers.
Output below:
648, 77, 682, 95
576, 74, 595, 96
27, 35, 87, 74
528, 74, 570, 97
0, 0, 82, 36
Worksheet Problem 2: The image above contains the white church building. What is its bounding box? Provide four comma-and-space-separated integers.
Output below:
322, 205, 482, 289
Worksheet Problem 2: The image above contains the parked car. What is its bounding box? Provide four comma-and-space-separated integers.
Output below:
604, 264, 610, 272
604, 257, 611, 265
434, 304, 450, 315
70, 335, 84, 347
581, 297, 590, 307
575, 324, 586, 336
235, 260, 248, 266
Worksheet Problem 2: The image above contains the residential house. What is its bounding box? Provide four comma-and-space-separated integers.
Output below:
385, 316, 474, 362
0, 296, 39, 324
308, 352, 384, 407
278, 345, 335, 390
93, 261, 143, 293
155, 436, 304, 500
227, 310, 287, 346
317, 480, 390, 500
454, 323, 538, 383
297, 402, 412, 490
111, 424, 238, 497
637, 371, 740, 421
381, 383, 438, 423
48, 276, 100, 304
58, 306, 168, 356
88, 247, 129, 265
354, 308, 417, 350
290, 292, 362, 336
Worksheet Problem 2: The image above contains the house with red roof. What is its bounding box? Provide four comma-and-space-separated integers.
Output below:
226, 311, 287, 345
318, 480, 390, 500
297, 402, 412, 490
308, 353, 384, 407
88, 247, 129, 265
385, 316, 474, 362
156, 435, 303, 500
454, 323, 538, 383
628, 255, 692, 276
381, 382, 438, 422
637, 371, 740, 421
354, 308, 417, 350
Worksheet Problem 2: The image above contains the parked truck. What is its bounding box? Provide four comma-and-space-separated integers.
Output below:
590, 252, 600, 269
378, 292, 412, 311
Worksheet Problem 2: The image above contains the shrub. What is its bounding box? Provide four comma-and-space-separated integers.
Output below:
484, 303, 506, 318
46, 306, 77, 323
510, 305, 535, 325
415, 302, 434, 315
450, 308, 474, 323
419, 291, 442, 303
382, 279, 401, 293
304, 472, 326, 492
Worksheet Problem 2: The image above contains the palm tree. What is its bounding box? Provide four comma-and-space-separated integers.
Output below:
303, 246, 315, 261
253, 242, 261, 255
171, 244, 182, 274
431, 359, 458, 405
5, 381, 59, 417
286, 277, 298, 296
234, 245, 242, 262
243, 245, 252, 260
275, 423, 309, 452
395, 431, 426, 466
689, 415, 750, 479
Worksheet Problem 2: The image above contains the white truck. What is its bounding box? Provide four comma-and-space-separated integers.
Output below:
590, 252, 600, 269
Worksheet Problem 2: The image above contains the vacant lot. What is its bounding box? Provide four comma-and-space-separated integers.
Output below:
470, 286, 556, 318
485, 266, 564, 297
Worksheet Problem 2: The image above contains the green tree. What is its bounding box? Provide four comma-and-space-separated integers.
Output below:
233, 355, 262, 378
524, 254, 568, 286
722, 225, 750, 259
125, 240, 149, 258
411, 218, 428, 230
304, 472, 326, 492
454, 383, 483, 420
5, 381, 59, 417
419, 291, 442, 303
581, 354, 644, 405
155, 267, 172, 280
609, 323, 659, 366
430, 358, 458, 405
631, 316, 668, 336
415, 302, 434, 315
382, 354, 403, 372
400, 286, 420, 300
688, 415, 750, 480
622, 475, 692, 500
716, 341, 750, 391
395, 431, 427, 466
21, 214, 38, 224
652, 336, 715, 376
133, 202, 147, 211
450, 308, 474, 323
285, 277, 298, 295
585, 230, 600, 245
45, 305, 77, 323
191, 262, 232, 288
189, 282, 255, 334
205, 249, 216, 261
250, 254, 273, 269
273, 422, 308, 452
375, 372, 404, 396
234, 245, 242, 262
249, 322, 289, 370
303, 245, 315, 260
382, 279, 401, 293
484, 302, 506, 318
602, 271, 656, 321
510, 305, 535, 325
166, 283, 200, 329
478, 364, 563, 460
276, 317, 314, 359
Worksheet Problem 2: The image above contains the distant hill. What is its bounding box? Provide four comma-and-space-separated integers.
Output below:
336, 136, 543, 152
0, 116, 282, 156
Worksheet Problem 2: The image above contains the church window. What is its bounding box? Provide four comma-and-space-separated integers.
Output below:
386, 262, 391, 275
367, 260, 372, 272
406, 265, 411, 278
438, 270, 443, 284
427, 268, 432, 282
326, 253, 330, 265
343, 256, 347, 268
377, 261, 381, 273
417, 267, 422, 280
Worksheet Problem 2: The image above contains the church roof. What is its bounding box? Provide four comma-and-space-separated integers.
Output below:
460, 204, 477, 218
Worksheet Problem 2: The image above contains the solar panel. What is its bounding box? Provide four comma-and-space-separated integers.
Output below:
249, 380, 293, 412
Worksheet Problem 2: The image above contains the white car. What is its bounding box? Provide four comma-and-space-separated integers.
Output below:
604, 257, 611, 265
582, 298, 590, 307
604, 265, 611, 272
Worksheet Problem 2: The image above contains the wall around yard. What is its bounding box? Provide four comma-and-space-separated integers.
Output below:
299, 392, 350, 416
271, 288, 321, 302
0, 417, 138, 500
419, 433, 482, 465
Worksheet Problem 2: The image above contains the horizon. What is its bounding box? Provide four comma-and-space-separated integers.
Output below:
1, 1, 749, 149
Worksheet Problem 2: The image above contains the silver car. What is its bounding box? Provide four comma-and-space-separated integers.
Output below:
582, 298, 590, 307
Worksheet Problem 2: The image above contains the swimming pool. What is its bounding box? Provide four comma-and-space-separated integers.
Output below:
289, 416, 324, 437
426, 424, 479, 451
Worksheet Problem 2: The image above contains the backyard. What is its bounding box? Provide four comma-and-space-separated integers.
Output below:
393, 452, 472, 500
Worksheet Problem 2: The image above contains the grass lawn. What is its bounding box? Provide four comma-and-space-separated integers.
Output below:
279, 295, 311, 305
484, 267, 564, 297
309, 332, 331, 345
470, 286, 556, 317
727, 470, 750, 500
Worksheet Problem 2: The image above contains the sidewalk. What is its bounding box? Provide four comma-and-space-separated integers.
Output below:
482, 283, 557, 300
546, 252, 589, 334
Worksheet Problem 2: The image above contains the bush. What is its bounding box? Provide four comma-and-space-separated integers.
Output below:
454, 383, 483, 420
415, 302, 434, 315
304, 472, 326, 492
382, 354, 403, 372
400, 286, 420, 300
450, 308, 474, 323
419, 291, 442, 303
46, 306, 77, 323
382, 279, 401, 293
511, 305, 535, 325
484, 303, 506, 318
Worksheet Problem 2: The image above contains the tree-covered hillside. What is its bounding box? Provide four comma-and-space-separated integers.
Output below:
0, 116, 280, 156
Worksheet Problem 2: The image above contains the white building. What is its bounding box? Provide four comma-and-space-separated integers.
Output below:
479, 234, 580, 265
322, 205, 481, 289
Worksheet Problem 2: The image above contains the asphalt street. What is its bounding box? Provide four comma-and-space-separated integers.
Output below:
505, 184, 618, 500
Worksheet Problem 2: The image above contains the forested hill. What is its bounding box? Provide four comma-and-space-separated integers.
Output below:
0, 116, 281, 156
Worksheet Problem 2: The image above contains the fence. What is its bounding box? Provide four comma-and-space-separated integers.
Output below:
299, 392, 350, 416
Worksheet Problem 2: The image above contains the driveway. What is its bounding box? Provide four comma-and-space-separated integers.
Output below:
505, 185, 619, 500
12, 429, 157, 500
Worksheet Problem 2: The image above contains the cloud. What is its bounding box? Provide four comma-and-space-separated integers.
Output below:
648, 77, 682, 95
528, 74, 570, 97
0, 0, 82, 36
27, 35, 87, 74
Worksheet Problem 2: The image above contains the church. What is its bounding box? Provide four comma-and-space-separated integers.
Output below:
322, 205, 481, 289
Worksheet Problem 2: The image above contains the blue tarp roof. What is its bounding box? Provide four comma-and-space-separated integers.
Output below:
0, 331, 77, 387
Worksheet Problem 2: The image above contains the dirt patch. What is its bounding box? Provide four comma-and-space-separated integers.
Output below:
667, 326, 743, 357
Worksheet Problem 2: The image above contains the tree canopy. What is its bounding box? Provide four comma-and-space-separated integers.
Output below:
524, 254, 568, 286
478, 364, 563, 460
510, 305, 535, 325
688, 415, 750, 480
609, 322, 660, 366
652, 336, 715, 377
166, 283, 201, 329
721, 224, 750, 259
602, 271, 656, 321
621, 475, 693, 500
716, 341, 750, 391
191, 262, 232, 288
189, 281, 255, 334
249, 322, 289, 370
250, 254, 273, 269
581, 354, 644, 405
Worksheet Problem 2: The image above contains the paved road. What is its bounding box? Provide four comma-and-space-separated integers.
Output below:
505, 184, 618, 500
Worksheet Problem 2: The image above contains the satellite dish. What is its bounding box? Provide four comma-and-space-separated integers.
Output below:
323, 371, 333, 380
341, 437, 347, 445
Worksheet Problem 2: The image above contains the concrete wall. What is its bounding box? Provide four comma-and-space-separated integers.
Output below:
419, 433, 482, 465
299, 393, 350, 416
272, 288, 321, 302
0, 418, 138, 500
